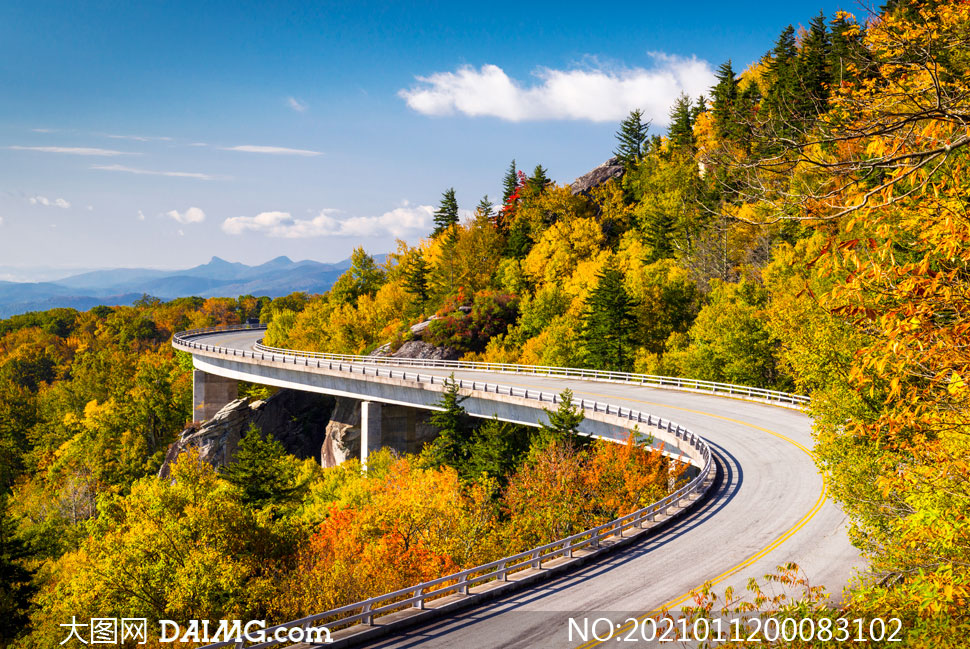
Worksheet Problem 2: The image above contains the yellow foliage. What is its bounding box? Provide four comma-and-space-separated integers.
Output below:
522, 217, 605, 286
560, 252, 611, 315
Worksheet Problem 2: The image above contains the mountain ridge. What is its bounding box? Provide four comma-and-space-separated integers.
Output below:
0, 254, 384, 318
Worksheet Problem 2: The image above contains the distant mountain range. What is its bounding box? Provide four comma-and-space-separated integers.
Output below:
0, 255, 380, 318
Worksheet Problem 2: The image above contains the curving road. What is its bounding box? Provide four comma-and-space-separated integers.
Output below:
182, 330, 865, 648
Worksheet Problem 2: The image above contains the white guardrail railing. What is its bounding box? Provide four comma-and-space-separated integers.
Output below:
171, 324, 802, 648
175, 323, 809, 408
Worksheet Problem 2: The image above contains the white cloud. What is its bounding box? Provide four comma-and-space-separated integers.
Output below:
29, 195, 71, 208
166, 207, 206, 224
222, 205, 433, 239
86, 205, 94, 211
286, 96, 308, 112
104, 134, 173, 142
399, 54, 716, 124
222, 145, 322, 156
0, 216, 4, 226
188, 142, 208, 147
178, 229, 185, 236
92, 164, 227, 181
137, 210, 146, 221
32, 128, 55, 133
8, 145, 133, 156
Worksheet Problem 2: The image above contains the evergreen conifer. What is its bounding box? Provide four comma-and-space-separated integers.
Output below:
668, 93, 696, 151
220, 425, 302, 509
797, 13, 831, 117
502, 159, 518, 204
537, 389, 585, 446
711, 61, 743, 141
427, 375, 472, 468
402, 252, 429, 303
829, 12, 866, 86
614, 109, 650, 166
526, 164, 550, 195
432, 187, 459, 236
475, 195, 493, 223
580, 262, 637, 371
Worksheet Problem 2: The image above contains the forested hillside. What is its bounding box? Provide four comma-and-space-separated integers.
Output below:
2, 0, 968, 645
0, 296, 682, 646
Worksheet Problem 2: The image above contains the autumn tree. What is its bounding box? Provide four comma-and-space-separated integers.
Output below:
329, 247, 387, 305
24, 451, 303, 644
721, 3, 970, 640
660, 279, 788, 389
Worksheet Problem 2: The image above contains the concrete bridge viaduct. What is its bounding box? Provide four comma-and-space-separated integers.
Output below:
174, 325, 864, 648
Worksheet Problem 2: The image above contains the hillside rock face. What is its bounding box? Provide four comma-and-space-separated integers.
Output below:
370, 328, 460, 361
159, 389, 335, 477
569, 156, 625, 195
389, 340, 460, 361
320, 397, 362, 467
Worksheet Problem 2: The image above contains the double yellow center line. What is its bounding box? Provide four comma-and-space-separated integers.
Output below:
566, 395, 827, 649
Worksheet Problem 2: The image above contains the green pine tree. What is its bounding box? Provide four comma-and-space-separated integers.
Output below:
0, 495, 34, 641
829, 12, 866, 87
644, 207, 677, 262
432, 187, 459, 236
474, 195, 494, 224
614, 109, 650, 167
796, 12, 831, 118
667, 93, 696, 151
711, 60, 743, 142
580, 262, 638, 371
402, 252, 429, 304
502, 159, 518, 204
693, 94, 707, 120
526, 164, 550, 196
537, 389, 585, 447
220, 425, 303, 509
427, 375, 472, 468
462, 418, 535, 485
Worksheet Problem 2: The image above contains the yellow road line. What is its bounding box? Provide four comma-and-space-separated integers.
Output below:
546, 391, 827, 649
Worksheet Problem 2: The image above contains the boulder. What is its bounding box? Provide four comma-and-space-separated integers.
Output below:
409, 317, 436, 338
569, 156, 625, 195
391, 340, 460, 361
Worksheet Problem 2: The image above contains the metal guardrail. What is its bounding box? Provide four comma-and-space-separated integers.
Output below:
168, 324, 747, 647
174, 325, 738, 437
174, 324, 809, 408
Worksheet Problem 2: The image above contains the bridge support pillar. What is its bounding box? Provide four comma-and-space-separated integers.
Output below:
360, 400, 383, 468
193, 370, 238, 423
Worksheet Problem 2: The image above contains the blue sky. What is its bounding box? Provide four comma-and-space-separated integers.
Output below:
0, 0, 856, 277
